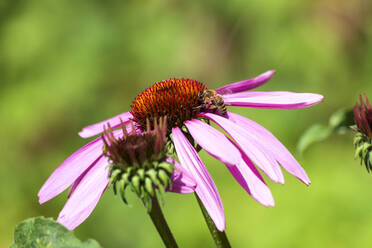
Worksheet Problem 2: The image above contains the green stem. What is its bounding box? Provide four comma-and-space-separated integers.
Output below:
195, 194, 231, 248
146, 196, 179, 248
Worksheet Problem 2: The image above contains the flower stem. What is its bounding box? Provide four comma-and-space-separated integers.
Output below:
195, 194, 231, 248
146, 195, 179, 248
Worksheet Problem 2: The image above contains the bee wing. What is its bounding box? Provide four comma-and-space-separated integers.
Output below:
216, 88, 233, 95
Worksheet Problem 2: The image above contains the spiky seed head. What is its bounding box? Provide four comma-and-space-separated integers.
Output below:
102, 117, 175, 210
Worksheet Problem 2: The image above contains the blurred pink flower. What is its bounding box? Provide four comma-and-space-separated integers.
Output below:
40, 70, 323, 231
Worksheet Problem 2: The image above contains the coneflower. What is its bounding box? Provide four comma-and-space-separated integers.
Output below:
77, 70, 323, 232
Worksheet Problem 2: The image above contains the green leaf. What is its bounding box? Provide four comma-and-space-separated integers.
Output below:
297, 108, 355, 154
10, 217, 101, 248
329, 109, 354, 132
297, 124, 332, 155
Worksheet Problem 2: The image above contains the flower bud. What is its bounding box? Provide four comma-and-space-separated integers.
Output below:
353, 94, 372, 138
353, 94, 372, 172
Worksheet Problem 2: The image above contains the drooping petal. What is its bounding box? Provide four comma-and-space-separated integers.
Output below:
222, 91, 323, 109
200, 112, 284, 184
184, 119, 241, 166
216, 70, 276, 94
227, 112, 311, 185
67, 167, 89, 198
57, 156, 110, 230
172, 127, 225, 231
39, 129, 128, 204
78, 112, 133, 138
38, 138, 104, 204
227, 158, 275, 207
185, 119, 275, 206
166, 158, 197, 194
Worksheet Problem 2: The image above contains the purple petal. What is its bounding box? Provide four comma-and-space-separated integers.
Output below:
166, 158, 197, 194
216, 70, 275, 94
38, 138, 104, 204
39, 129, 127, 204
78, 112, 133, 138
222, 91, 324, 109
200, 113, 284, 184
227, 112, 311, 185
67, 168, 89, 198
172, 127, 225, 231
227, 156, 274, 207
57, 156, 110, 230
184, 119, 241, 166
185, 119, 274, 206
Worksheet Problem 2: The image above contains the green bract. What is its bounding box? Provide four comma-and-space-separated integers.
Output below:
103, 117, 174, 211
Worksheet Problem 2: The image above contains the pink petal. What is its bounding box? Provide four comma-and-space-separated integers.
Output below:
222, 91, 324, 109
200, 112, 284, 184
227, 112, 311, 185
184, 119, 241, 166
78, 112, 133, 138
38, 138, 104, 204
216, 70, 275, 94
172, 127, 225, 231
166, 158, 197, 194
185, 119, 274, 206
227, 157, 274, 207
67, 168, 89, 198
57, 156, 110, 230
39, 129, 127, 204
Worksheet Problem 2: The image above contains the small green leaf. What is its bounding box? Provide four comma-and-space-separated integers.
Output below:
329, 109, 354, 131
11, 217, 101, 248
297, 108, 354, 154
297, 124, 332, 154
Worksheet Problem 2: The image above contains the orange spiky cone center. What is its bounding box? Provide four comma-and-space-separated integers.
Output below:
130, 78, 205, 130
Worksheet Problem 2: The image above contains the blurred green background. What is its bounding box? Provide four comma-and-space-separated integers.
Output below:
1, 0, 372, 247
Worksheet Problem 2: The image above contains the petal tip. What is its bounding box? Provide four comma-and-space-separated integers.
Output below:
270, 174, 285, 185
277, 179, 285, 185
296, 175, 311, 186
37, 189, 50, 204
266, 69, 276, 76
307, 93, 324, 107
78, 130, 88, 138
215, 222, 226, 232
254, 195, 275, 208
38, 196, 46, 205
313, 93, 324, 102
276, 174, 285, 185
57, 216, 75, 231
262, 199, 275, 207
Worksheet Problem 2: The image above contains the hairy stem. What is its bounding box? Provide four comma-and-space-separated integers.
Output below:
146, 195, 178, 248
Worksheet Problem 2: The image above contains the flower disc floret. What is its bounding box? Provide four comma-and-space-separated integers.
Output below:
130, 78, 205, 131
102, 117, 174, 210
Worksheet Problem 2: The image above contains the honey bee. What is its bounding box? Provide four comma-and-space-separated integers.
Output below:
198, 89, 227, 116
